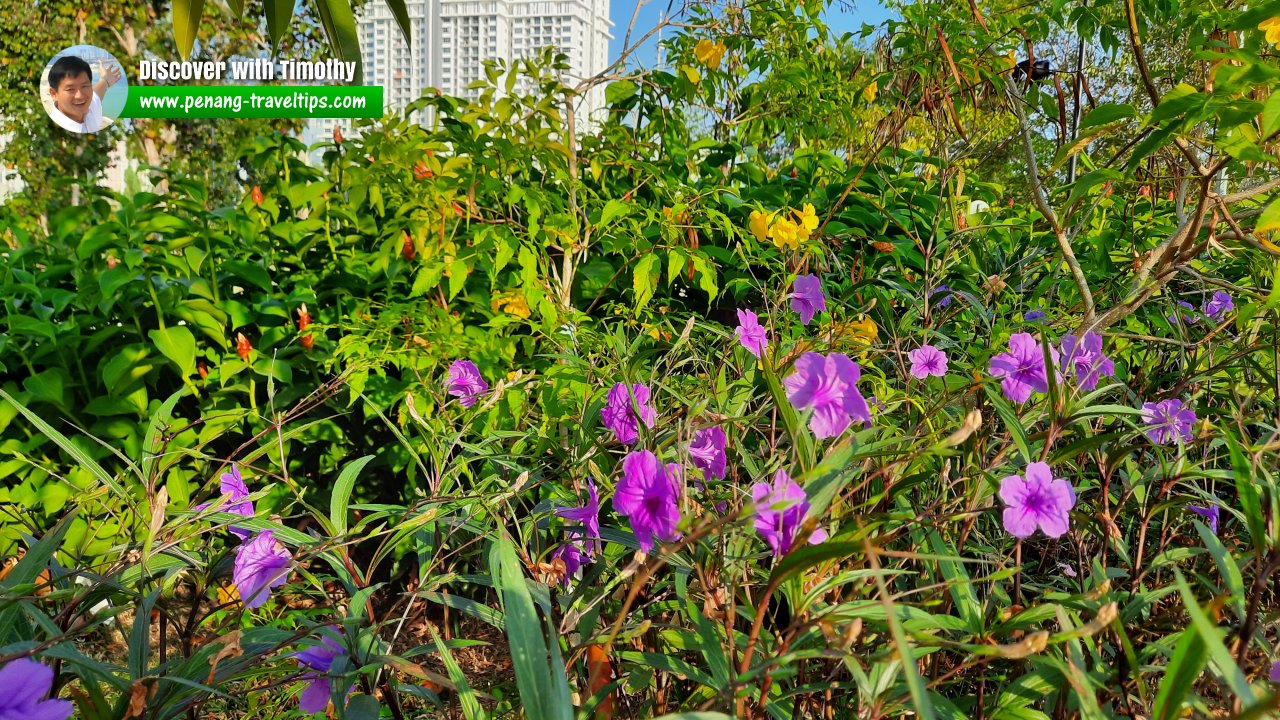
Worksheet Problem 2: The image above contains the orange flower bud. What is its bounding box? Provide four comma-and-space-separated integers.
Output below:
197, 359, 208, 379
333, 126, 343, 145
106, 255, 119, 269
402, 230, 416, 260
250, 185, 264, 205
414, 160, 433, 180
298, 305, 314, 350
236, 332, 252, 361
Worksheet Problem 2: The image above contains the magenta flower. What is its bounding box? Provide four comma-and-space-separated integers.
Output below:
1271, 661, 1280, 683
1188, 503, 1219, 534
783, 352, 872, 439
1142, 398, 1196, 444
295, 629, 347, 714
195, 464, 255, 540
688, 426, 727, 481
751, 469, 827, 557
0, 658, 73, 720
999, 462, 1076, 539
1059, 331, 1115, 391
555, 481, 601, 557
551, 539, 587, 585
600, 383, 658, 444
446, 360, 489, 407
907, 345, 947, 379
735, 309, 769, 358
989, 332, 1058, 403
613, 450, 681, 553
233, 531, 292, 609
790, 274, 827, 326
1202, 291, 1233, 321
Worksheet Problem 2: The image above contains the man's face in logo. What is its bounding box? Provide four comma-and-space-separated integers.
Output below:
50, 71, 93, 122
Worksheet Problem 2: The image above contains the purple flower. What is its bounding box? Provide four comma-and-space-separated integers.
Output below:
600, 383, 658, 444
1188, 503, 1219, 534
989, 333, 1058, 403
783, 352, 872, 439
907, 345, 948, 379
1024, 308, 1046, 322
0, 658, 73, 720
751, 469, 827, 557
551, 538, 587, 585
196, 464, 255, 540
688, 426, 727, 481
555, 481, 601, 557
233, 531, 292, 609
1167, 300, 1196, 325
295, 629, 347, 714
1271, 661, 1280, 683
930, 285, 953, 308
1142, 398, 1197, 444
1202, 291, 1233, 321
446, 360, 489, 408
1059, 331, 1116, 391
735, 309, 769, 358
613, 450, 681, 553
999, 462, 1076, 539
790, 274, 827, 326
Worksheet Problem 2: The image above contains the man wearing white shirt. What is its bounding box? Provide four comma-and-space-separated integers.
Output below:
46, 55, 121, 134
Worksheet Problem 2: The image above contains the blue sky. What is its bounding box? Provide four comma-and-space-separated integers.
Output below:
607, 0, 895, 65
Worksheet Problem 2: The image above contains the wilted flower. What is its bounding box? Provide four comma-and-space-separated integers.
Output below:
601, 383, 658, 444
907, 345, 948, 379
784, 352, 872, 439
446, 360, 489, 408
790, 274, 827, 326
1142, 398, 1197, 444
613, 450, 681, 553
295, 629, 347, 714
551, 539, 586, 585
989, 333, 1058, 403
735, 309, 768, 358
930, 285, 953, 308
555, 481, 601, 557
688, 426, 727, 481
1188, 503, 1219, 534
999, 462, 1076, 539
1202, 291, 1233, 321
233, 531, 292, 609
195, 464, 254, 540
751, 469, 827, 557
0, 658, 73, 720
1059, 331, 1115, 391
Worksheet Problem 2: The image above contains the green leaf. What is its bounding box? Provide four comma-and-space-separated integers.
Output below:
331, 455, 376, 536
429, 625, 488, 720
171, 0, 205, 59
1080, 102, 1137, 130
264, 0, 295, 49
1256, 199, 1280, 235
605, 80, 638, 105
632, 253, 660, 312
1264, 91, 1280, 136
985, 385, 1032, 463
149, 326, 197, 377
314, 0, 364, 83
1173, 569, 1255, 703
1152, 628, 1208, 720
382, 0, 413, 48
1224, 431, 1266, 556
344, 695, 381, 720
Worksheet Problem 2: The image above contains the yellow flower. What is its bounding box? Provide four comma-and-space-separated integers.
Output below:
772, 216, 800, 250
862, 80, 878, 103
694, 39, 726, 71
847, 316, 878, 346
749, 209, 774, 242
793, 203, 819, 241
490, 292, 531, 318
1264, 17, 1280, 45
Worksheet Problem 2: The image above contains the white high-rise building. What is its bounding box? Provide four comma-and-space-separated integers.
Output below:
310, 0, 611, 144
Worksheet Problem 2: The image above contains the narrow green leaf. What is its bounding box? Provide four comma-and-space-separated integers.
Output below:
313, 0, 364, 83
171, 0, 205, 58
1152, 628, 1209, 720
429, 626, 487, 720
1173, 570, 1255, 703
331, 454, 376, 535
1224, 431, 1266, 555
985, 385, 1032, 463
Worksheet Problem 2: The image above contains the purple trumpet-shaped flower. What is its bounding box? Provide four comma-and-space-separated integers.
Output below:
555, 481, 602, 557
930, 285, 953, 308
783, 352, 872, 439
1271, 660, 1280, 683
196, 464, 255, 540
790, 275, 827, 326
1188, 503, 1219, 534
688, 426, 727, 482
446, 360, 489, 408
613, 450, 681, 553
1024, 308, 1046, 322
735, 309, 769, 358
551, 537, 587, 585
1142, 398, 1197, 444
751, 469, 827, 557
600, 383, 658, 445
989, 333, 1058, 403
295, 629, 348, 714
233, 531, 292, 609
0, 658, 73, 720
1167, 300, 1196, 325
1059, 331, 1116, 391
907, 345, 948, 379
1202, 291, 1233, 321
999, 462, 1076, 539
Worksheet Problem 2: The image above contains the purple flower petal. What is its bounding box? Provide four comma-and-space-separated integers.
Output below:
446, 360, 489, 408
790, 275, 827, 326
613, 450, 681, 553
735, 309, 769, 358
907, 345, 948, 379
998, 462, 1076, 539
233, 531, 292, 609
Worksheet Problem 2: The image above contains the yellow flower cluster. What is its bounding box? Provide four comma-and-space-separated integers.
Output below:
1262, 17, 1280, 47
749, 204, 820, 250
694, 39, 727, 71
